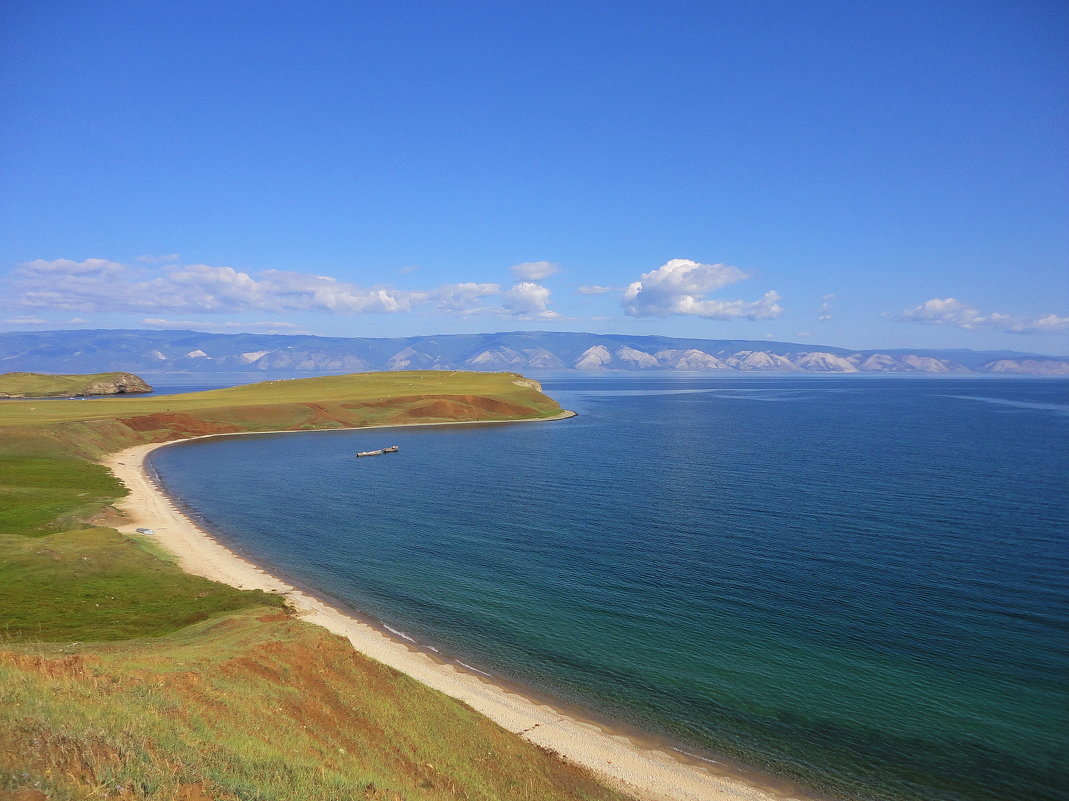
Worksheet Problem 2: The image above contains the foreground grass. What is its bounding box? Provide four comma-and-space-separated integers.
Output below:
1, 610, 621, 801
0, 372, 625, 801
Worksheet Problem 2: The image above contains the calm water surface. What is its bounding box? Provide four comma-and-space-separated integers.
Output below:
150, 376, 1069, 801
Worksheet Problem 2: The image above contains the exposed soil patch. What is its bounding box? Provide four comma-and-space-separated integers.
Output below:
256, 612, 290, 623
118, 413, 241, 437
404, 395, 534, 419
88, 504, 128, 528
342, 394, 536, 420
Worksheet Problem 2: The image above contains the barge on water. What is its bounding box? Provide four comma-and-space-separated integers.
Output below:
356, 446, 399, 457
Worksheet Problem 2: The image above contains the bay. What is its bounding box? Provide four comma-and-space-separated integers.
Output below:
149, 375, 1069, 801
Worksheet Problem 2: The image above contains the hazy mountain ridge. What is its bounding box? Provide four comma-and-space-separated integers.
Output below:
1, 329, 1067, 375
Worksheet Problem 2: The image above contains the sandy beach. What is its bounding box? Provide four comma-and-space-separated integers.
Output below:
103, 424, 803, 801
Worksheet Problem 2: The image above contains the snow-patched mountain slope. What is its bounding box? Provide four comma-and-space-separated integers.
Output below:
1, 330, 1065, 374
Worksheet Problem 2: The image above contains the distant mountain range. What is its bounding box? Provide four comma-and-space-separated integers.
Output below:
1, 329, 1067, 375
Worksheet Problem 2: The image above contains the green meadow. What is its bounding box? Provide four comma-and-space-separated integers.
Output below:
0, 371, 625, 801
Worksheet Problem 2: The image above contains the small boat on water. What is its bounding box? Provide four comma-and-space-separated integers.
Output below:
356, 446, 399, 457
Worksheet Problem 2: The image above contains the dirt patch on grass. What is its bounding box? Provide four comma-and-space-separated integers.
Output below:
117, 413, 241, 438
343, 394, 537, 421
405, 395, 536, 420
88, 504, 128, 528
256, 612, 290, 623
1, 651, 93, 679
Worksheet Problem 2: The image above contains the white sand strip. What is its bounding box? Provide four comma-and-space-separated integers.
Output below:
103, 429, 803, 801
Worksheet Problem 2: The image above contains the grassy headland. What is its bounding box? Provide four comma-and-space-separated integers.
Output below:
0, 372, 628, 801
0, 371, 151, 399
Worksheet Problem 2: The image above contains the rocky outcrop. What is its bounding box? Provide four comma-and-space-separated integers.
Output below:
84, 372, 153, 395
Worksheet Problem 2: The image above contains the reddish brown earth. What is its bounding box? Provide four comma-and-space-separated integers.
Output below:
118, 413, 241, 437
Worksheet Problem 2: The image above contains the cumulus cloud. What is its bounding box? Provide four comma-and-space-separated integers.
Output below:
510, 261, 560, 281
818, 294, 834, 321
577, 285, 616, 295
895, 298, 1067, 334
6, 256, 576, 322
503, 282, 559, 319
896, 298, 1010, 328
1023, 314, 1069, 333
431, 282, 501, 313
622, 259, 782, 320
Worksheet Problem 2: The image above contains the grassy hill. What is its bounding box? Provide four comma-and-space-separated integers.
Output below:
0, 372, 625, 801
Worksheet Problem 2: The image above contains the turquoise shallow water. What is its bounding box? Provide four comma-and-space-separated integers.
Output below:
150, 376, 1069, 801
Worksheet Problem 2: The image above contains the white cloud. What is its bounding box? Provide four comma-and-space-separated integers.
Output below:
8, 258, 444, 316
577, 285, 616, 295
7, 257, 570, 321
1015, 314, 1069, 333
897, 298, 1006, 328
510, 261, 560, 281
622, 259, 782, 320
20, 257, 127, 278
137, 253, 180, 264
503, 282, 559, 319
3, 316, 48, 325
895, 298, 1066, 334
818, 294, 834, 321
431, 282, 501, 312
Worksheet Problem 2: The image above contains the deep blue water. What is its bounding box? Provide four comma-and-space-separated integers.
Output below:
149, 376, 1069, 801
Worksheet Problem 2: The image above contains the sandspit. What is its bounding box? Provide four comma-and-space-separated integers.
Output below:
104, 423, 802, 801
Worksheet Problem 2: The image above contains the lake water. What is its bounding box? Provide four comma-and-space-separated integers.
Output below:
149, 375, 1069, 801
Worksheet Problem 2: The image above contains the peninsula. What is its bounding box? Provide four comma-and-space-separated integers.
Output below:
0, 370, 797, 801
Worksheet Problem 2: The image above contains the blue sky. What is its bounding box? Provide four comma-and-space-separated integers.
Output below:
2, 0, 1066, 354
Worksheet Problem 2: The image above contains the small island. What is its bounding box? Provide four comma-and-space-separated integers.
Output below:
0, 370, 152, 398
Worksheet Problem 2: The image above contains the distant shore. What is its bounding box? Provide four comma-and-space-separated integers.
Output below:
103, 417, 803, 801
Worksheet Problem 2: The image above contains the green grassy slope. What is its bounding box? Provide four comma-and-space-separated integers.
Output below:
0, 372, 623, 801
1, 611, 623, 801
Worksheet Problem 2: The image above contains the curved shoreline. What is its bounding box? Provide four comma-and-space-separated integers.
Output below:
103, 418, 805, 801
